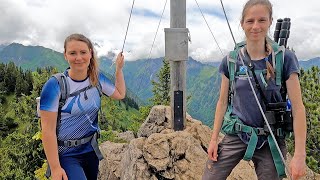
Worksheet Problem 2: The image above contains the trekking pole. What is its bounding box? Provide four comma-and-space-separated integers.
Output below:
275, 18, 291, 47
274, 19, 283, 43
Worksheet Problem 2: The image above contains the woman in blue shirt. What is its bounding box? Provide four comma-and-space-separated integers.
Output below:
40, 33, 126, 180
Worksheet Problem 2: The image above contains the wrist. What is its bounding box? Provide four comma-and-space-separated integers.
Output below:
50, 163, 62, 171
210, 134, 219, 142
293, 152, 306, 158
116, 67, 123, 72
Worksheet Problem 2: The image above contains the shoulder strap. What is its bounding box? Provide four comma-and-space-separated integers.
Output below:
96, 81, 102, 97
52, 73, 70, 133
270, 42, 285, 86
52, 73, 70, 107
227, 51, 236, 107
270, 42, 287, 100
227, 41, 245, 106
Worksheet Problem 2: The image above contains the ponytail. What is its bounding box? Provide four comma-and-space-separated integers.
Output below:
265, 38, 275, 81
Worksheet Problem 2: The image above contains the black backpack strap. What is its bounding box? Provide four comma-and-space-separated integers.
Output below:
239, 47, 269, 106
52, 73, 70, 132
96, 81, 103, 97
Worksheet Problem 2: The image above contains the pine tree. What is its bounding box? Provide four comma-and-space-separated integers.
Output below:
4, 62, 18, 93
298, 66, 320, 173
150, 58, 170, 106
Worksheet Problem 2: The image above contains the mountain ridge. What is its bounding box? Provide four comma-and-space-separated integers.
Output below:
1, 43, 319, 125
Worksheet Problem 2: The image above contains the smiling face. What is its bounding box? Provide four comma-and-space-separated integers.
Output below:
241, 4, 272, 43
64, 40, 92, 75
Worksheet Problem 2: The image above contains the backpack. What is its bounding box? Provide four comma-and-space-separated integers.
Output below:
221, 40, 288, 178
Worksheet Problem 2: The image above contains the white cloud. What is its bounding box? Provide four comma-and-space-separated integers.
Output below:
0, 0, 319, 61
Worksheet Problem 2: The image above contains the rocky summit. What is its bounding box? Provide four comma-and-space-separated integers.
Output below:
98, 105, 320, 180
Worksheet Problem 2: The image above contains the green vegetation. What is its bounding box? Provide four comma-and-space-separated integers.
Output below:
1, 44, 320, 175
151, 58, 170, 106
0, 43, 68, 71
0, 62, 146, 179
298, 66, 320, 173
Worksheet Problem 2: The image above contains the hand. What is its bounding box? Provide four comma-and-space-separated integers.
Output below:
208, 139, 219, 161
51, 167, 68, 180
289, 154, 306, 180
116, 52, 124, 70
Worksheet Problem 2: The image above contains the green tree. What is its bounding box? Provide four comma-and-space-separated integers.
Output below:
150, 58, 170, 106
295, 66, 320, 173
4, 62, 18, 93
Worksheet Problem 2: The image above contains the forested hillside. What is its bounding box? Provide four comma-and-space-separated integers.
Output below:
0, 61, 320, 177
0, 43, 68, 71
0, 62, 145, 179
0, 43, 221, 125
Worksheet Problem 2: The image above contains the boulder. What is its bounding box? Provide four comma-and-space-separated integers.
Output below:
98, 105, 319, 180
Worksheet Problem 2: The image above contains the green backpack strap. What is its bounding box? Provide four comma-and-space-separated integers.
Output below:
268, 135, 287, 178
270, 42, 285, 86
227, 43, 243, 106
228, 52, 236, 82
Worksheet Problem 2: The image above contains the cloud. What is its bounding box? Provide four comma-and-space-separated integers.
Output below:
0, 0, 319, 61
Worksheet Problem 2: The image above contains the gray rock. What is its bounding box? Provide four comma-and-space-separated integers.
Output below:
98, 106, 319, 180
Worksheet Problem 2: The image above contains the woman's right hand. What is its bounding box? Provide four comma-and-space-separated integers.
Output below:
115, 52, 124, 70
207, 139, 219, 161
51, 167, 68, 180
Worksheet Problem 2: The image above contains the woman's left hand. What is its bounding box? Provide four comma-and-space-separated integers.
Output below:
289, 154, 306, 180
116, 52, 124, 70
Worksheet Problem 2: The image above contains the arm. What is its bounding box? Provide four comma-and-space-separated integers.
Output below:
41, 110, 68, 179
212, 74, 229, 140
286, 73, 307, 179
110, 52, 126, 100
208, 74, 229, 160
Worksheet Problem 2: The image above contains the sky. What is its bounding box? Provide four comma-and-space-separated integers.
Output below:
1, 0, 319, 62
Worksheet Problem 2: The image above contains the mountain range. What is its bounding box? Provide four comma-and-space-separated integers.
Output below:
0, 43, 220, 125
0, 43, 319, 126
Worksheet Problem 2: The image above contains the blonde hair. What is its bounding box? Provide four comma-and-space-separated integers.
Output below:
241, 0, 275, 80
64, 33, 99, 86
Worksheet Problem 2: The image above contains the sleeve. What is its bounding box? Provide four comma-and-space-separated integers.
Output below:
99, 73, 116, 96
283, 49, 300, 81
40, 77, 60, 112
218, 56, 229, 79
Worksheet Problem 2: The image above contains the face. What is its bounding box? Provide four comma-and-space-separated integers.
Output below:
241, 5, 272, 43
64, 40, 92, 73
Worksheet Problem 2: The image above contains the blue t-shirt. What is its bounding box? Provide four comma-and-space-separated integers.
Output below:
40, 70, 115, 156
219, 49, 299, 148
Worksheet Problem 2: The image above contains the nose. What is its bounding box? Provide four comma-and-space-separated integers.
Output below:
252, 21, 260, 29
75, 54, 82, 61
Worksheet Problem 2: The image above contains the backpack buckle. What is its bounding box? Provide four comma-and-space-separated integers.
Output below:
235, 123, 242, 132
256, 128, 267, 136
64, 140, 79, 147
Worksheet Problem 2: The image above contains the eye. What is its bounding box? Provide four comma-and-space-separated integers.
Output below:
69, 52, 76, 55
81, 51, 88, 55
246, 20, 254, 23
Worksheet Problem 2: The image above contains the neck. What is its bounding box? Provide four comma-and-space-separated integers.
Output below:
246, 40, 266, 60
68, 69, 88, 81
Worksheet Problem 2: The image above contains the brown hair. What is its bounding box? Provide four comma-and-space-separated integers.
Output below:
64, 33, 99, 86
241, 0, 275, 80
